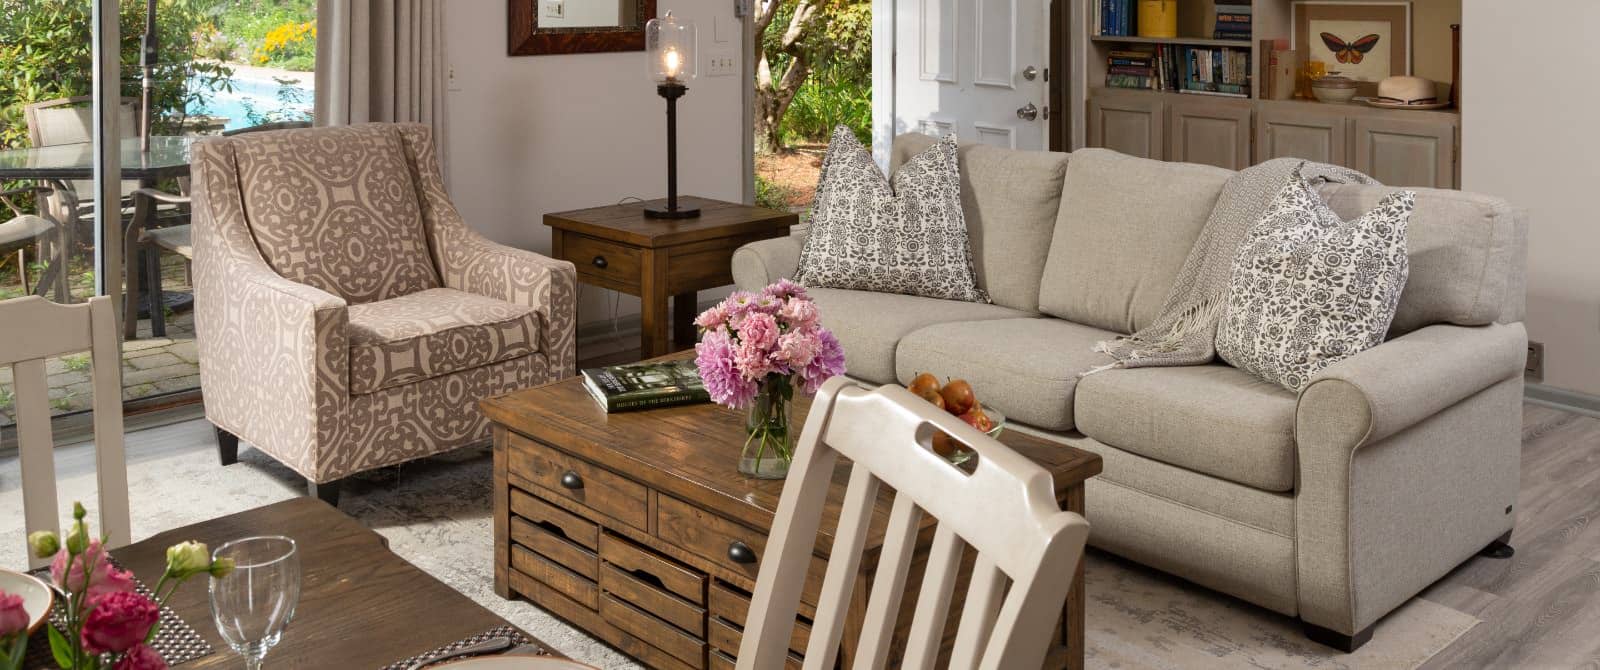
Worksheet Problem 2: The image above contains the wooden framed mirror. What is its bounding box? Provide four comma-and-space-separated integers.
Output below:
509, 0, 656, 55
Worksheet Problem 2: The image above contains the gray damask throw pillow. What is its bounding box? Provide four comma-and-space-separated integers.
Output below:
793, 127, 988, 303
1216, 168, 1414, 392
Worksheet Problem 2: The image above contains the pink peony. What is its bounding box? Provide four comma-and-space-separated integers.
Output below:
80, 591, 159, 655
776, 329, 821, 369
114, 644, 169, 670
800, 328, 847, 393
734, 337, 780, 381
762, 278, 808, 301
0, 592, 28, 637
777, 297, 819, 329
52, 540, 136, 601
694, 303, 729, 331
738, 312, 781, 352
696, 329, 758, 409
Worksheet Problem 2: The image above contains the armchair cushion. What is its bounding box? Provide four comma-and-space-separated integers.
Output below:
232, 124, 441, 304
346, 288, 541, 395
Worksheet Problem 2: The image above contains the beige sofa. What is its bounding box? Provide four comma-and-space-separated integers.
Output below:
731, 134, 1528, 650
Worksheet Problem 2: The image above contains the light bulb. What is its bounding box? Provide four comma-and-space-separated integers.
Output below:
663, 47, 682, 80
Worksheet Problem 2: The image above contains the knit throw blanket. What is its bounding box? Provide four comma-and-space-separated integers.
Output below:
1087, 158, 1380, 373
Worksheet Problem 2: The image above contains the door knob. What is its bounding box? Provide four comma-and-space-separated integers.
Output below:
1017, 103, 1039, 121
1022, 65, 1039, 81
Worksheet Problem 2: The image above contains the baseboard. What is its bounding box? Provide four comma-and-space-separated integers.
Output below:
1525, 382, 1600, 419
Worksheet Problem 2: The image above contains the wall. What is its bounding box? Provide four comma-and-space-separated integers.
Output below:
1462, 0, 1600, 397
443, 0, 747, 329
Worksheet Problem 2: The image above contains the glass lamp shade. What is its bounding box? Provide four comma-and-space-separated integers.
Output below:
646, 11, 696, 84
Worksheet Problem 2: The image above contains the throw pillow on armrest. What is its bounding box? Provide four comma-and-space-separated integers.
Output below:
792, 127, 988, 303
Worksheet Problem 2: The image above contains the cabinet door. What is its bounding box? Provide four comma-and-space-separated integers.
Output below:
1167, 98, 1253, 170
1257, 107, 1348, 166
1351, 116, 1457, 189
1088, 96, 1164, 160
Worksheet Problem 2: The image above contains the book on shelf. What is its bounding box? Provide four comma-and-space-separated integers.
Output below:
1213, 2, 1252, 39
1105, 44, 1250, 96
1098, 0, 1135, 37
581, 358, 710, 413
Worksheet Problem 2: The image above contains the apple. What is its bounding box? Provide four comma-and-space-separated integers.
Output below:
907, 372, 940, 397
941, 379, 976, 415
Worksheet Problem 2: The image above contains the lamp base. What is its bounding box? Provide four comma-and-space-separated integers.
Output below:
644, 203, 701, 219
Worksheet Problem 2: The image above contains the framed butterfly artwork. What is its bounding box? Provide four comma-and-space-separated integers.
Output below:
1292, 2, 1411, 92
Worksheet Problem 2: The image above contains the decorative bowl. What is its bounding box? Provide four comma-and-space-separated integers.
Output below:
0, 568, 55, 635
1311, 74, 1360, 104
940, 407, 1005, 466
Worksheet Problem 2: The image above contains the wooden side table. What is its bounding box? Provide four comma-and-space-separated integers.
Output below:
544, 197, 797, 358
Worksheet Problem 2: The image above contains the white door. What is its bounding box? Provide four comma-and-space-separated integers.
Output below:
885, 0, 1049, 152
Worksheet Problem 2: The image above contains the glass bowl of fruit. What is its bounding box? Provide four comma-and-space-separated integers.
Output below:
903, 373, 1005, 465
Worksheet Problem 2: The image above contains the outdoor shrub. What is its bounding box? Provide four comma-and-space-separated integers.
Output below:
754, 173, 796, 211
253, 20, 316, 70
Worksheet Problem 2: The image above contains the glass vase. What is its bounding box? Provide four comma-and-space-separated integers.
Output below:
740, 380, 794, 479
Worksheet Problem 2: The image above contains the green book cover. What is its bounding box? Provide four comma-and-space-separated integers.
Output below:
581, 359, 711, 413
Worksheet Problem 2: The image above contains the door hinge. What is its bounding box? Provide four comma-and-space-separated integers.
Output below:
734, 0, 750, 18
1043, 106, 1050, 120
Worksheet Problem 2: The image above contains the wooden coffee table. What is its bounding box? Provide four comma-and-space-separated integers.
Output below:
483, 356, 1102, 669
106, 498, 553, 668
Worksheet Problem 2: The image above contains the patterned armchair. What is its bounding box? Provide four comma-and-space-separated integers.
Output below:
190, 124, 576, 504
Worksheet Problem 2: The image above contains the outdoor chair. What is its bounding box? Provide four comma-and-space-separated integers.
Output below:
0, 185, 68, 302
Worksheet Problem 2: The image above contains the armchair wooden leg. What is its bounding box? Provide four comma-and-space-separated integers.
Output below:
1302, 620, 1374, 653
215, 426, 239, 466
1479, 530, 1515, 559
308, 479, 342, 507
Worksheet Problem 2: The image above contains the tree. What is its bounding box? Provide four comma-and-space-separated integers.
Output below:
753, 0, 870, 153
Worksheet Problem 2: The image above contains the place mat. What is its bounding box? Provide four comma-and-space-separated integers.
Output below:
381, 625, 545, 670
24, 558, 214, 669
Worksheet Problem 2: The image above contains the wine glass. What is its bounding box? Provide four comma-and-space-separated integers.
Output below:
210, 536, 300, 670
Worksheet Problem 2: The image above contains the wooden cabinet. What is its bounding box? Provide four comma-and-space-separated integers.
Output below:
1351, 116, 1457, 189
1087, 89, 1461, 189
1088, 95, 1164, 160
1168, 98, 1253, 170
1257, 105, 1348, 166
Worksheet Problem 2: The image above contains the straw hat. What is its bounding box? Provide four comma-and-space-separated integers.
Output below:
1366, 76, 1449, 110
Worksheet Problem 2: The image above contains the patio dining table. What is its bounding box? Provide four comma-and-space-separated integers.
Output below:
0, 135, 195, 337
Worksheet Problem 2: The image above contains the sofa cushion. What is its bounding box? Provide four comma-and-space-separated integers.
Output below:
895, 319, 1115, 431
1074, 364, 1299, 492
1319, 183, 1526, 336
346, 288, 541, 395
1038, 149, 1232, 334
808, 287, 1033, 384
892, 133, 1070, 312
232, 124, 441, 305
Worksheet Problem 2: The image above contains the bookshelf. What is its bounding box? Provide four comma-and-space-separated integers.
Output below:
1089, 35, 1250, 48
1088, 0, 1278, 98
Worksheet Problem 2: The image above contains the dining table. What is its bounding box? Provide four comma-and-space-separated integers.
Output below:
0, 135, 195, 338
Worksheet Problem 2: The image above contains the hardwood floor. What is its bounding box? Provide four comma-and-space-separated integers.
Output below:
578, 346, 1600, 668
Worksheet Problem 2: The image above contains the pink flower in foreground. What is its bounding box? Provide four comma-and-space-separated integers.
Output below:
80, 591, 159, 655
776, 329, 821, 369
800, 328, 846, 394
778, 298, 818, 329
739, 312, 781, 352
734, 337, 780, 381
0, 592, 28, 636
762, 278, 807, 301
694, 304, 729, 331
114, 644, 169, 670
52, 540, 136, 601
696, 329, 758, 409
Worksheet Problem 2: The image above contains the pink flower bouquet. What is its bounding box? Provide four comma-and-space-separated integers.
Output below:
695, 280, 845, 478
0, 590, 28, 670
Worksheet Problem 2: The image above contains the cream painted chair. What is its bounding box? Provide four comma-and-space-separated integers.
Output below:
1, 295, 130, 569
738, 378, 1090, 670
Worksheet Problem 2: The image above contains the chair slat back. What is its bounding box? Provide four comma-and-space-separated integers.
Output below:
22, 97, 140, 213
738, 378, 1090, 670
1, 296, 130, 569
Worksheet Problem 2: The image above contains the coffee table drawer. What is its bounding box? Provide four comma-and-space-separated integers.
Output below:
657, 494, 766, 580
511, 516, 597, 580
708, 619, 803, 670
708, 581, 811, 658
599, 532, 706, 605
509, 433, 648, 530
511, 488, 598, 551
602, 594, 707, 669
561, 232, 642, 290
511, 545, 598, 609
601, 563, 706, 636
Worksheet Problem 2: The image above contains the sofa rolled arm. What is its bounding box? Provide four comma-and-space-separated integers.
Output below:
1297, 322, 1527, 451
732, 228, 806, 291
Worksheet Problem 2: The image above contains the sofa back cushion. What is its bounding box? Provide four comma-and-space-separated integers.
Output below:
231, 123, 441, 304
1038, 149, 1232, 334
1319, 183, 1526, 335
891, 133, 1068, 312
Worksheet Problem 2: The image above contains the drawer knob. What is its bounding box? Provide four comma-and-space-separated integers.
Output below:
592, 255, 608, 269
727, 541, 757, 564
559, 471, 584, 490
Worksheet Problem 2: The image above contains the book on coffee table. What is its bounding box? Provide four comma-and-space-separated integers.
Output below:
581, 358, 711, 412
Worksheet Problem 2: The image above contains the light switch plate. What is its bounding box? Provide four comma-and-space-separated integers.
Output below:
706, 50, 737, 77
545, 0, 564, 18
713, 15, 732, 43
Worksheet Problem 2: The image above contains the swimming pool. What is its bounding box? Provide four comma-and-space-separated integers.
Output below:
188, 72, 313, 131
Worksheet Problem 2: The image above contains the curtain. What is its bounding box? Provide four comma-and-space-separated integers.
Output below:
315, 0, 448, 146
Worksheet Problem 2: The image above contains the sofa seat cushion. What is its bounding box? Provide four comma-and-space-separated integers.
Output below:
1074, 364, 1298, 492
808, 287, 1034, 384
346, 288, 541, 394
894, 319, 1116, 431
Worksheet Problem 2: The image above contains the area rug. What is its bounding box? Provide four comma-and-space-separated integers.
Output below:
0, 419, 1478, 669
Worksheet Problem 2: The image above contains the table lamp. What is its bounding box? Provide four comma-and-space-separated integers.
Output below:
644, 11, 700, 219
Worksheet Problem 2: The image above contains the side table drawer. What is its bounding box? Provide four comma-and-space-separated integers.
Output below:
509, 433, 649, 530
560, 232, 642, 290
